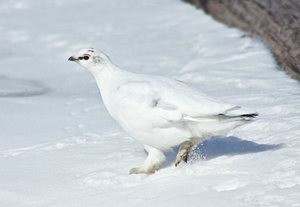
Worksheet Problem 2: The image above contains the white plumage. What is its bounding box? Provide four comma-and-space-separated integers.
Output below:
69, 48, 258, 174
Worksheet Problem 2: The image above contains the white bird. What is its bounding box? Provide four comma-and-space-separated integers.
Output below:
69, 48, 258, 174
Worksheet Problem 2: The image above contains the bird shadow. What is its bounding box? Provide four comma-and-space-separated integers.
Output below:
163, 136, 285, 167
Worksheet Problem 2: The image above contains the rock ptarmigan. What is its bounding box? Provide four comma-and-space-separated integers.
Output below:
69, 48, 258, 174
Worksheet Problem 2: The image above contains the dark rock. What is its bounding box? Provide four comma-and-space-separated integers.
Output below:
187, 0, 300, 80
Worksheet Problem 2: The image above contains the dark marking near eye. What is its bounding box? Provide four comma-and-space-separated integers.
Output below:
78, 56, 89, 60
88, 49, 94, 52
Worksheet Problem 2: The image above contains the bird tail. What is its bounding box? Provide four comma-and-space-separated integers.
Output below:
240, 113, 259, 119
218, 105, 259, 121
218, 112, 259, 121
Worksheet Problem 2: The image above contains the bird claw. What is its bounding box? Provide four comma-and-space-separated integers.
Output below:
129, 167, 142, 174
129, 166, 157, 174
174, 149, 189, 167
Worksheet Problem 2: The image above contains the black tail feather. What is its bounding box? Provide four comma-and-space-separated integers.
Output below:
218, 113, 259, 120
240, 113, 259, 118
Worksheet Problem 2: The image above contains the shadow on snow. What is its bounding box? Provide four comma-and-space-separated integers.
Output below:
164, 136, 285, 166
190, 136, 284, 161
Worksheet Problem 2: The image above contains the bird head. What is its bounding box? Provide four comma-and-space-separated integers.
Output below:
68, 48, 111, 69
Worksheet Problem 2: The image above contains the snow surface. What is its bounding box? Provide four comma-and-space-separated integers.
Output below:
0, 0, 299, 206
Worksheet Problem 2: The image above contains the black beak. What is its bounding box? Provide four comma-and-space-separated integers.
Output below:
68, 56, 77, 61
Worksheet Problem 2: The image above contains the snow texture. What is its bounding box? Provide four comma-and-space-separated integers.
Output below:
0, 0, 299, 206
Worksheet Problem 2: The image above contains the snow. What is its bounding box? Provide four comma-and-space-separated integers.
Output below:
0, 0, 299, 206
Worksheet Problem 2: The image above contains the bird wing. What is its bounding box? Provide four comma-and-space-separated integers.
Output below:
154, 78, 238, 120
115, 78, 246, 123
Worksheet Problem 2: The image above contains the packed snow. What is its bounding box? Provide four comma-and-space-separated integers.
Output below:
0, 0, 299, 206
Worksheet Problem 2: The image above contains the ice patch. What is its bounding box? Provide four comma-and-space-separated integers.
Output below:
0, 76, 48, 97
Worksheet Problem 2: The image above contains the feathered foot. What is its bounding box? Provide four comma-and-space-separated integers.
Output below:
175, 139, 197, 167
129, 145, 165, 175
129, 165, 158, 174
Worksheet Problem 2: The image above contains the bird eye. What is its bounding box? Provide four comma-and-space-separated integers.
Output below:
78, 56, 89, 60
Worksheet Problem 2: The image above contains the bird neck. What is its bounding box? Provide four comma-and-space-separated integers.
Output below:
88, 62, 124, 91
